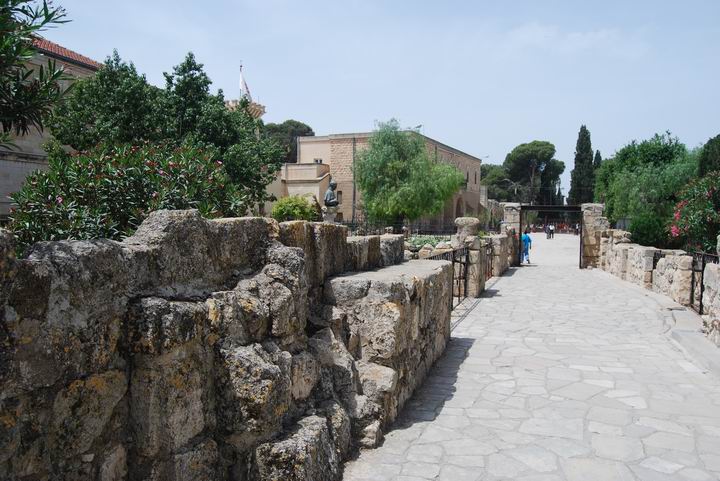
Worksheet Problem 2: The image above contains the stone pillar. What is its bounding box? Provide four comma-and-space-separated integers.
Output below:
465, 236, 487, 297
451, 217, 481, 248
500, 202, 520, 235
581, 203, 610, 268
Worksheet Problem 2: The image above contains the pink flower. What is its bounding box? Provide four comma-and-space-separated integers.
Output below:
157, 169, 166, 176
56, 196, 63, 205
673, 210, 681, 221
670, 225, 680, 237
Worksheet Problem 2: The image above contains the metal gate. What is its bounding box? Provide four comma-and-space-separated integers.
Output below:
428, 247, 470, 310
517, 205, 584, 268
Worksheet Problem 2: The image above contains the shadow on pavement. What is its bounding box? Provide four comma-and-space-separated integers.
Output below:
384, 337, 475, 431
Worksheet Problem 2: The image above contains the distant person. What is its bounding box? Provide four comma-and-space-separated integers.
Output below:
549, 224, 555, 239
521, 228, 532, 264
575, 223, 580, 235
545, 224, 551, 239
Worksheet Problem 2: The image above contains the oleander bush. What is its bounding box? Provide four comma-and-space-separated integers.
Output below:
671, 171, 720, 252
10, 142, 243, 255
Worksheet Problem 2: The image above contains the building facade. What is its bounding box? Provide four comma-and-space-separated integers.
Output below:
0, 39, 102, 217
280, 132, 485, 225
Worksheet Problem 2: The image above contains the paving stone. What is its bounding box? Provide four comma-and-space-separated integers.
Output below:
343, 235, 720, 481
591, 434, 645, 462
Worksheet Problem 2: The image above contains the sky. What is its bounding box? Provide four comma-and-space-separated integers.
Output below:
48, 0, 720, 193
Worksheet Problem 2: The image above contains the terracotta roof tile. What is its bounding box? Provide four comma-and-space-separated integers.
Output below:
32, 38, 103, 70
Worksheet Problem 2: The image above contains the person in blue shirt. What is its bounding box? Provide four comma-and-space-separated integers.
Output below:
521, 229, 532, 264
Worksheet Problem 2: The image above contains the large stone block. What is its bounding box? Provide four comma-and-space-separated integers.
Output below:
323, 260, 452, 429
379, 234, 404, 266
345, 235, 381, 271
279, 221, 347, 288
252, 415, 341, 481
125, 210, 278, 297
216, 343, 291, 451
127, 299, 215, 464
50, 370, 127, 459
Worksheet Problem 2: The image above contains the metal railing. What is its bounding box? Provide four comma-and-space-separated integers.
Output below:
484, 243, 493, 281
689, 251, 720, 315
427, 247, 469, 311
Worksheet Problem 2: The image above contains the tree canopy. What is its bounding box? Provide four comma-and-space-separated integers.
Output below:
47, 51, 283, 210
594, 132, 698, 247
698, 134, 720, 178
265, 119, 314, 163
500, 140, 562, 204
0, 0, 69, 148
355, 120, 464, 222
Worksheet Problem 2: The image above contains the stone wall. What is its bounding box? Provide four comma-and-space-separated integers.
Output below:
703, 264, 720, 347
652, 253, 693, 306
0, 210, 449, 481
581, 203, 610, 268
625, 245, 659, 289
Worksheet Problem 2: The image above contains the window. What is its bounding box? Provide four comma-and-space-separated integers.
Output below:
337, 191, 343, 204
314, 158, 323, 164
466, 172, 469, 182
474, 172, 477, 184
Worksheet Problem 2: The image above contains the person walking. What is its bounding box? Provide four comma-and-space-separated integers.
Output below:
549, 223, 555, 239
521, 228, 532, 264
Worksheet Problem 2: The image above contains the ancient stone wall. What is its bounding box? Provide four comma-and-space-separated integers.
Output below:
0, 210, 449, 481
581, 203, 610, 268
625, 245, 658, 289
652, 253, 693, 306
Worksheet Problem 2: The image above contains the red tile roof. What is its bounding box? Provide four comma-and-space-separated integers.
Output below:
32, 38, 103, 70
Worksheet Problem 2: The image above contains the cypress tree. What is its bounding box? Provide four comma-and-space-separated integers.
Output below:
568, 125, 594, 204
698, 134, 720, 177
593, 150, 602, 170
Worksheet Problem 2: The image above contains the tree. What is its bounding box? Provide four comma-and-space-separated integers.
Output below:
698, 134, 720, 177
594, 132, 698, 247
539, 159, 565, 205
0, 0, 69, 148
480, 164, 511, 201
265, 120, 314, 163
48, 50, 284, 210
503, 141, 557, 203
568, 125, 594, 205
593, 150, 602, 170
49, 51, 162, 150
355, 120, 464, 222
162, 52, 211, 139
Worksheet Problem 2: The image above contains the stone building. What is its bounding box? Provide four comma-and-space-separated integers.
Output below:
267, 131, 486, 226
0, 38, 102, 218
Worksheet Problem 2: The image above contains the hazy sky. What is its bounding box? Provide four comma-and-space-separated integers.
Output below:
49, 0, 719, 192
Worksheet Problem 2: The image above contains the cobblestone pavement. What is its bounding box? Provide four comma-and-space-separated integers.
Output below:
343, 234, 720, 481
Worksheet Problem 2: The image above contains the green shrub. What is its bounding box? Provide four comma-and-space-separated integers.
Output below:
407, 235, 448, 248
270, 195, 319, 222
672, 172, 720, 252
9, 142, 243, 255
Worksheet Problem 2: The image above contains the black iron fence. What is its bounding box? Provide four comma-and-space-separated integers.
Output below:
427, 247, 469, 311
484, 242, 493, 281
690, 251, 720, 315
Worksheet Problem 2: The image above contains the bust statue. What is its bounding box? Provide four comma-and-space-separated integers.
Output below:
324, 180, 339, 207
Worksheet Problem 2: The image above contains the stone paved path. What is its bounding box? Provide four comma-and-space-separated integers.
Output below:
343, 233, 720, 481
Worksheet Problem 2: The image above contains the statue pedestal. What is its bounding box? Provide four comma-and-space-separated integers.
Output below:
322, 206, 338, 223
